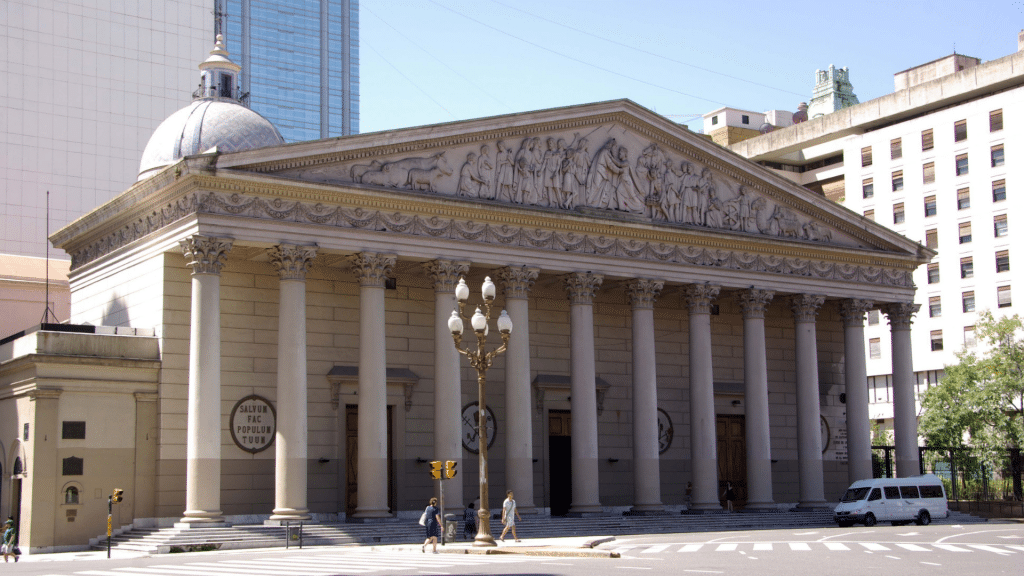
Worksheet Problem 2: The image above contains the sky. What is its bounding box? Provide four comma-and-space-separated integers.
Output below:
358, 0, 1024, 134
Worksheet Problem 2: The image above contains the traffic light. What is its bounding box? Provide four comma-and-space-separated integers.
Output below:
445, 460, 458, 479
430, 461, 443, 480
111, 488, 124, 503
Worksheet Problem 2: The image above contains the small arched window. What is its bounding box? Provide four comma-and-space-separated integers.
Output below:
12, 457, 22, 476
65, 486, 79, 505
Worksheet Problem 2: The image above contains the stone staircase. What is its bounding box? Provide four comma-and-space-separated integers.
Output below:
93, 509, 987, 554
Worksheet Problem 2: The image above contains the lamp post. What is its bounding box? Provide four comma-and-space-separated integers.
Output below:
448, 276, 512, 547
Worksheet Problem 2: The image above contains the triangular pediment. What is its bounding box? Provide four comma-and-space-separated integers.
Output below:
201, 100, 925, 257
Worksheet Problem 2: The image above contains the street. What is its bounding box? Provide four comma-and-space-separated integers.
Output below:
3, 524, 1021, 576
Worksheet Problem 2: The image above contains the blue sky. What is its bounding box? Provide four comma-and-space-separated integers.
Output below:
358, 0, 1022, 133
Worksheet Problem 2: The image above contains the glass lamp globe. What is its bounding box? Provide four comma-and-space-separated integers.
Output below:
471, 307, 487, 332
448, 310, 464, 335
497, 309, 513, 334
455, 278, 470, 302
482, 276, 496, 300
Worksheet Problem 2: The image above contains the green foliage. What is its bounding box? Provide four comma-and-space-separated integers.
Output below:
920, 311, 1024, 466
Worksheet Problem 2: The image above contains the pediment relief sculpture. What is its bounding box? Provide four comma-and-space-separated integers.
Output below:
280, 127, 844, 246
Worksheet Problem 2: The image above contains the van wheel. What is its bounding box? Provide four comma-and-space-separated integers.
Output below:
836, 521, 852, 527
863, 513, 877, 527
916, 510, 931, 526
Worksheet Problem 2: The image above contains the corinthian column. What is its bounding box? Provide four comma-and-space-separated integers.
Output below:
883, 302, 921, 478
684, 283, 721, 510
737, 288, 775, 509
562, 272, 603, 514
179, 235, 232, 525
791, 294, 827, 508
841, 299, 874, 484
497, 265, 539, 513
349, 252, 396, 518
268, 244, 317, 521
627, 278, 665, 513
424, 259, 470, 513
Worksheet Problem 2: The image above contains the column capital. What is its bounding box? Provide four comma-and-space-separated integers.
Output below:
562, 272, 603, 305
840, 299, 874, 328
268, 244, 318, 281
683, 283, 720, 314
790, 294, 826, 323
626, 278, 664, 310
423, 259, 470, 293
883, 302, 921, 330
737, 288, 774, 319
498, 265, 539, 300
348, 252, 397, 287
180, 235, 233, 275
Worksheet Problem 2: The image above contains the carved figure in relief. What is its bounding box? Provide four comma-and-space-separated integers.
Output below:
530, 137, 545, 205
478, 145, 495, 200
357, 152, 451, 190
407, 153, 454, 192
513, 139, 536, 204
738, 186, 757, 233
679, 162, 701, 224
696, 169, 715, 226
752, 197, 772, 234
768, 206, 802, 238
495, 140, 515, 202
803, 221, 832, 242
586, 139, 644, 213
458, 152, 485, 198
350, 160, 383, 182
560, 137, 589, 210
541, 137, 563, 207
658, 162, 683, 221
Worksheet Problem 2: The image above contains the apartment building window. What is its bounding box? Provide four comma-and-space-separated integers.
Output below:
891, 202, 905, 224
741, 115, 749, 124
711, 116, 718, 125
922, 128, 934, 151
924, 195, 937, 217
858, 178, 873, 199
869, 375, 892, 403
926, 228, 938, 248
954, 119, 967, 142
990, 109, 1003, 132
861, 146, 873, 167
929, 296, 942, 317
962, 290, 975, 313
956, 154, 969, 176
995, 214, 1008, 237
868, 309, 880, 325
931, 330, 944, 351
892, 170, 904, 191
869, 338, 882, 359
992, 144, 1005, 167
997, 250, 1011, 272
998, 285, 1013, 308
961, 256, 974, 278
957, 187, 971, 210
864, 209, 875, 221
993, 179, 1007, 202
891, 137, 902, 159
959, 222, 972, 244
964, 326, 977, 348
927, 263, 940, 284
923, 161, 935, 184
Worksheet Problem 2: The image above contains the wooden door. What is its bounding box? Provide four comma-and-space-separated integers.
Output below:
345, 405, 394, 516
716, 415, 747, 505
548, 410, 572, 516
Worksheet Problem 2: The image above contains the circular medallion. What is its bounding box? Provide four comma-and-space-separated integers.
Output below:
821, 414, 831, 454
657, 408, 673, 454
461, 401, 497, 454
230, 395, 276, 454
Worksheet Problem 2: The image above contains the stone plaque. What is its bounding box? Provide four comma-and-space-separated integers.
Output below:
230, 395, 276, 454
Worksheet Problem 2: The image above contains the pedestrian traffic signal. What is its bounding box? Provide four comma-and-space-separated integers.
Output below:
111, 488, 124, 503
430, 461, 443, 480
445, 460, 458, 479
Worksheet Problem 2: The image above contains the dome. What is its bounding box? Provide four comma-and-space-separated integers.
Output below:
138, 100, 285, 180
137, 35, 285, 181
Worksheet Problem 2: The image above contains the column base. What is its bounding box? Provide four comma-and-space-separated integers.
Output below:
686, 501, 724, 512
566, 504, 605, 517
178, 510, 227, 525
265, 512, 312, 524
742, 501, 779, 511
351, 507, 392, 520
794, 500, 831, 510
627, 503, 667, 515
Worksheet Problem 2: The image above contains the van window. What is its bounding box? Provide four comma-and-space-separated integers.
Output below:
884, 486, 901, 499
900, 485, 920, 499
868, 488, 882, 501
920, 485, 944, 498
842, 487, 870, 502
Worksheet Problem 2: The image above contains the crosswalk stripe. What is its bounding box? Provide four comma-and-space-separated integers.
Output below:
611, 546, 635, 554
679, 544, 703, 552
752, 543, 772, 551
824, 543, 850, 551
860, 543, 889, 551
641, 544, 671, 553
933, 544, 971, 552
788, 543, 811, 551
895, 544, 930, 552
714, 544, 737, 551
969, 545, 1014, 555
1007, 545, 1024, 552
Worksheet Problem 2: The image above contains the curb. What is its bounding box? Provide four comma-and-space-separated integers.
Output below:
390, 536, 620, 558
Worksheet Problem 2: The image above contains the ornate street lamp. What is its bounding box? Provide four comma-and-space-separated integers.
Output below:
448, 276, 512, 547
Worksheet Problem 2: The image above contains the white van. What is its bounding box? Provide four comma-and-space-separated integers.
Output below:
833, 474, 949, 527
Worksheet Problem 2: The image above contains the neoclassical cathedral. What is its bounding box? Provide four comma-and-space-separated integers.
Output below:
0, 37, 932, 551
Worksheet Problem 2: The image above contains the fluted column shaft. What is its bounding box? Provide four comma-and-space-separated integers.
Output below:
498, 265, 539, 513
563, 272, 603, 514
841, 300, 874, 483
792, 295, 827, 508
425, 259, 470, 511
628, 279, 665, 512
684, 283, 721, 510
269, 244, 317, 521
738, 289, 774, 509
179, 235, 232, 524
885, 302, 921, 478
350, 252, 396, 518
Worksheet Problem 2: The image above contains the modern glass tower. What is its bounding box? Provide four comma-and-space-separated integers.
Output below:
220, 0, 360, 142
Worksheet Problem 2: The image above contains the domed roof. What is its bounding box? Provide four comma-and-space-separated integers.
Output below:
137, 35, 285, 181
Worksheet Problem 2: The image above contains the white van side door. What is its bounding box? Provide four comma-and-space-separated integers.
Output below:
881, 486, 902, 521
